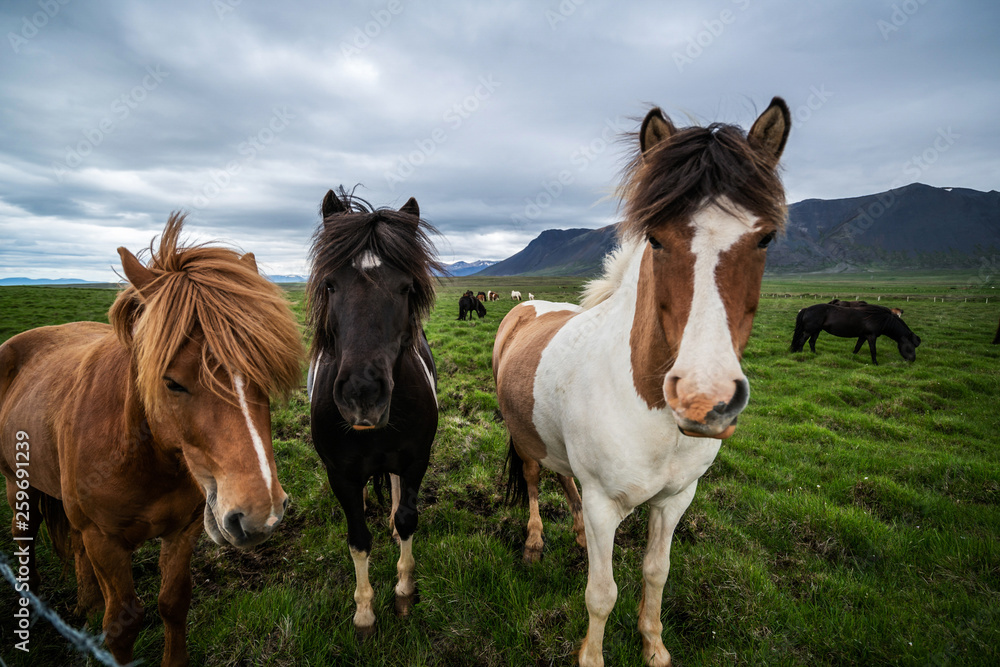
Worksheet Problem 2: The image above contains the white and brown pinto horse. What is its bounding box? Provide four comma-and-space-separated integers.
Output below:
511, 290, 523, 301
493, 98, 790, 667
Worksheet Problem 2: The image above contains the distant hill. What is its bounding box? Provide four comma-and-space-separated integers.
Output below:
0, 277, 92, 286
477, 184, 1000, 276
474, 226, 617, 277
436, 260, 498, 277
265, 274, 309, 283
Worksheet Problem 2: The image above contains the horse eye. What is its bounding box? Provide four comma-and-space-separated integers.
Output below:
164, 377, 188, 394
757, 231, 776, 249
400, 284, 414, 296
325, 281, 336, 293
648, 235, 663, 250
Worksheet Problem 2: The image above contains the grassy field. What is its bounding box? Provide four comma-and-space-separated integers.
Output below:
1, 273, 998, 666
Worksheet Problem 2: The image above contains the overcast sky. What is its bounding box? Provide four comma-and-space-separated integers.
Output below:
1, 0, 997, 280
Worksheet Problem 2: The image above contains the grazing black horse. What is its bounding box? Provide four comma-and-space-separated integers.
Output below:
307, 188, 441, 634
791, 303, 921, 364
458, 293, 486, 320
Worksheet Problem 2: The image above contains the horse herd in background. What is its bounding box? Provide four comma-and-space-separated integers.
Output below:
456, 288, 536, 320
1, 97, 996, 667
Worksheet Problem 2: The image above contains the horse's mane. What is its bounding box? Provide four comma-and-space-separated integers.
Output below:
580, 237, 641, 310
307, 192, 442, 357
109, 213, 304, 410
580, 116, 788, 309
618, 121, 787, 242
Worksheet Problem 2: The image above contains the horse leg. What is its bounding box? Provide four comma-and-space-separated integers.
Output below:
637, 485, 698, 667
72, 528, 102, 616
853, 337, 865, 354
6, 481, 41, 593
522, 458, 545, 564
392, 473, 421, 617
157, 519, 201, 667
81, 527, 144, 664
867, 336, 879, 365
578, 490, 623, 667
331, 477, 376, 635
389, 473, 401, 543
556, 474, 587, 549
808, 332, 820, 353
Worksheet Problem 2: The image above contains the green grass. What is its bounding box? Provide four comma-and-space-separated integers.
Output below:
1, 276, 998, 666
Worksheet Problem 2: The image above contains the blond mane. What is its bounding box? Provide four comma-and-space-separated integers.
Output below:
109, 213, 304, 410
579, 236, 642, 310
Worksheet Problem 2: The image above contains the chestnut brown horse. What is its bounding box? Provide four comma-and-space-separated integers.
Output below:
494, 98, 790, 666
0, 214, 302, 666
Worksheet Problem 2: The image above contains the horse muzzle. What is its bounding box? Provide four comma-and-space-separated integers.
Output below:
333, 378, 393, 430
667, 377, 749, 440
203, 487, 288, 549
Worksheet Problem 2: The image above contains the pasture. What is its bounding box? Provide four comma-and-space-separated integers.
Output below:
1, 274, 998, 666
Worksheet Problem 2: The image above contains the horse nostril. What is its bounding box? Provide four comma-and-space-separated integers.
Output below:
223, 511, 247, 540
282, 496, 290, 513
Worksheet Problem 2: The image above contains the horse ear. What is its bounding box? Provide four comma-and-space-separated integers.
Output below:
399, 197, 420, 219
748, 97, 791, 165
322, 189, 346, 219
640, 107, 676, 155
117, 247, 155, 296
240, 252, 258, 273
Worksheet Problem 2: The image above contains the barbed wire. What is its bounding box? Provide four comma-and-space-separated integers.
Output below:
0, 551, 129, 667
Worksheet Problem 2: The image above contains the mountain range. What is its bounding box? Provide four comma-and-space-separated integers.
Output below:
0, 277, 92, 286
435, 260, 498, 277
475, 183, 1000, 276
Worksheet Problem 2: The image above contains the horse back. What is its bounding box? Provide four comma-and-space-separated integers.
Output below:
0, 322, 114, 498
492, 302, 579, 462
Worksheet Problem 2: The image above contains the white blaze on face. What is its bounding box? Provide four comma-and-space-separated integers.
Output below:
234, 373, 274, 503
352, 251, 382, 271
671, 202, 758, 395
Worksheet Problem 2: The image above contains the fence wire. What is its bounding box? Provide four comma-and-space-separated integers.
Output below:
0, 551, 128, 666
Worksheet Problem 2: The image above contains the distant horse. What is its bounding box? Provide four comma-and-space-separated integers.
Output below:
488, 290, 500, 301
791, 303, 921, 364
0, 214, 303, 665
511, 290, 522, 301
477, 291, 487, 301
306, 189, 440, 635
494, 98, 791, 666
528, 292, 535, 300
827, 300, 904, 349
458, 294, 487, 320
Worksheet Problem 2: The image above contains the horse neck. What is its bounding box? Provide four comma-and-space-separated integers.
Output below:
879, 312, 908, 340
77, 335, 157, 458
587, 240, 674, 404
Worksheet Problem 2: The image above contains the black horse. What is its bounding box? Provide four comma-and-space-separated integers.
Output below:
791, 303, 921, 364
306, 188, 441, 634
458, 293, 486, 320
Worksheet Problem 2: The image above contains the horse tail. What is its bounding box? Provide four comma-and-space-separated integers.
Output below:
504, 437, 528, 507
37, 493, 72, 564
791, 309, 807, 352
